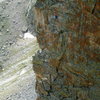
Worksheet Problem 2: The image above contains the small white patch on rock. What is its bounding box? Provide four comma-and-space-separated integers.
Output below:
24, 32, 36, 39
20, 69, 26, 75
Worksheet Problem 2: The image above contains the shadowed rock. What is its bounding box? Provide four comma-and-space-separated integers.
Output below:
31, 0, 100, 100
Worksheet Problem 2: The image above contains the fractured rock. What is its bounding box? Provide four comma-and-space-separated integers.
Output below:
31, 0, 100, 100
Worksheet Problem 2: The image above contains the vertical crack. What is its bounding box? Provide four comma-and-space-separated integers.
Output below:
91, 0, 97, 14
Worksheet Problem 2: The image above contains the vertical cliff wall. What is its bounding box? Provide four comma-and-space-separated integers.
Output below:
32, 0, 100, 100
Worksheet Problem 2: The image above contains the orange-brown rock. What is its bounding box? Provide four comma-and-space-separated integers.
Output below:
31, 0, 100, 100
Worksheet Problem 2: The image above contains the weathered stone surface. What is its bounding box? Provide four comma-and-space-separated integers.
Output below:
32, 0, 100, 100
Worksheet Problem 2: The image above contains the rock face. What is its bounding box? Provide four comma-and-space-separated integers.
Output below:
32, 0, 100, 100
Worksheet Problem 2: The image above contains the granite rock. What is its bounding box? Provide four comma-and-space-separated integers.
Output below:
31, 0, 100, 100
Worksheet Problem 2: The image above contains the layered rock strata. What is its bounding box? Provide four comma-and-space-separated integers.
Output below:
32, 0, 100, 100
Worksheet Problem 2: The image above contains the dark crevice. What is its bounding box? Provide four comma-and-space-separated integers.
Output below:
91, 0, 97, 14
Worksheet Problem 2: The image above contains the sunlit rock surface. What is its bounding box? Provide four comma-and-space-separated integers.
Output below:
0, 0, 39, 100
32, 0, 100, 100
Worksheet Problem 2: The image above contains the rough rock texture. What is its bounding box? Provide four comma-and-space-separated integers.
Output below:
32, 0, 100, 100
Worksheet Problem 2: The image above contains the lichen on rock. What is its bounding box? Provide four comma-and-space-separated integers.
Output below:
31, 0, 100, 100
